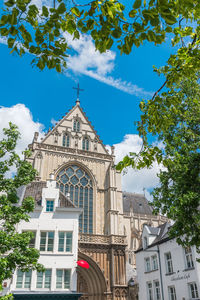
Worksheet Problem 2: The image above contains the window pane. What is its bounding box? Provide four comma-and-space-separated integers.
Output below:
56, 270, 63, 288
24, 271, 32, 288
58, 232, 65, 252
40, 232, 46, 251
36, 272, 43, 288
44, 269, 52, 288
47, 232, 54, 251
64, 270, 71, 289
16, 270, 23, 288
46, 200, 54, 212
66, 232, 72, 252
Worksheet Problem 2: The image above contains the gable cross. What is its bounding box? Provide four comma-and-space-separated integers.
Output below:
73, 83, 84, 103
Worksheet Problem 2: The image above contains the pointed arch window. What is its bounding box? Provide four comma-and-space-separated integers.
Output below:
56, 165, 93, 234
62, 134, 70, 147
82, 137, 89, 151
73, 120, 80, 132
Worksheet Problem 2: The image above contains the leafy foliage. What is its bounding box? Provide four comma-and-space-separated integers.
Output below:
0, 123, 43, 299
0, 0, 199, 79
116, 75, 200, 249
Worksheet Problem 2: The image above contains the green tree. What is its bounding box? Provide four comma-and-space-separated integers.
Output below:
0, 123, 43, 300
0, 0, 199, 82
116, 74, 200, 249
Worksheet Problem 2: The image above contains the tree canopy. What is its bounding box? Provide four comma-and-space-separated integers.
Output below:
117, 74, 200, 249
0, 0, 199, 80
0, 123, 43, 299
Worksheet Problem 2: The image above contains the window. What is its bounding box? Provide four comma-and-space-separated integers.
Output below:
73, 120, 80, 132
147, 282, 153, 300
168, 286, 177, 300
40, 232, 54, 251
56, 269, 71, 289
56, 165, 93, 233
82, 137, 89, 151
152, 255, 158, 270
46, 200, 54, 212
165, 252, 173, 274
145, 257, 151, 272
16, 270, 32, 288
184, 247, 194, 269
154, 281, 161, 300
143, 236, 148, 249
63, 134, 70, 147
188, 282, 199, 299
36, 269, 52, 289
23, 231, 36, 248
58, 232, 73, 252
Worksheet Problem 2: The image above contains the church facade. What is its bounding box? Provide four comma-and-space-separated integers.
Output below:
26, 99, 167, 300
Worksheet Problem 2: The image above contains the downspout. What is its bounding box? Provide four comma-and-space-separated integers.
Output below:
157, 245, 164, 300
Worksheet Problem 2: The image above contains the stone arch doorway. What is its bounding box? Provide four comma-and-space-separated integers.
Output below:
77, 252, 107, 300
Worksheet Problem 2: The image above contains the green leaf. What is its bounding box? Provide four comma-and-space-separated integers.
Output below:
71, 7, 81, 17
163, 15, 177, 25
66, 20, 76, 34
57, 2, 66, 14
42, 6, 49, 17
7, 38, 15, 48
133, 0, 142, 9
5, 0, 15, 7
129, 9, 137, 18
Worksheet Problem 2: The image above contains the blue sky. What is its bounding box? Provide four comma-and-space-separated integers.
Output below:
0, 1, 173, 196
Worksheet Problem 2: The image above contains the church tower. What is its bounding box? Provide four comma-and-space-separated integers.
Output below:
27, 98, 128, 300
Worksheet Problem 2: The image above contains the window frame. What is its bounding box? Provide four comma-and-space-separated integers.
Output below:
40, 231, 54, 252
36, 269, 52, 289
82, 137, 89, 151
144, 257, 151, 272
188, 282, 199, 299
146, 281, 153, 300
154, 280, 161, 300
46, 200, 54, 212
56, 269, 71, 289
151, 255, 158, 271
16, 270, 32, 289
164, 252, 173, 274
62, 134, 70, 147
58, 231, 73, 253
168, 286, 177, 300
184, 246, 194, 269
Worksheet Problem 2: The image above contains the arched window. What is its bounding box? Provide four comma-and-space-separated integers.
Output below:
82, 137, 89, 151
62, 134, 70, 147
56, 165, 93, 233
73, 120, 80, 132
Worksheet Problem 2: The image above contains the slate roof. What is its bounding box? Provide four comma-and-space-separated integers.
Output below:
135, 222, 171, 253
123, 192, 153, 215
17, 181, 75, 208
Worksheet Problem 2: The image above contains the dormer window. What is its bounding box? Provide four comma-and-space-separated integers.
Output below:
73, 120, 80, 132
82, 137, 89, 151
46, 200, 54, 212
62, 134, 70, 147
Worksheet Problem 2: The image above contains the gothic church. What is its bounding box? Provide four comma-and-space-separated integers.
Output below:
26, 99, 166, 300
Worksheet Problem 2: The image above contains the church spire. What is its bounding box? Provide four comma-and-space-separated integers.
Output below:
73, 83, 84, 105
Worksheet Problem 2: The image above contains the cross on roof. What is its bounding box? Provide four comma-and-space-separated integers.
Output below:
73, 83, 84, 103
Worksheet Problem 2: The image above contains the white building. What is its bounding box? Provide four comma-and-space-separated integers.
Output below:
7, 177, 82, 300
135, 223, 200, 300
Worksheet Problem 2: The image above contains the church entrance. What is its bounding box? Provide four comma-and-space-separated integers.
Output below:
77, 252, 107, 300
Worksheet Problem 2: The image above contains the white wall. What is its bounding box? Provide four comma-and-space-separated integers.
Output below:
136, 239, 200, 300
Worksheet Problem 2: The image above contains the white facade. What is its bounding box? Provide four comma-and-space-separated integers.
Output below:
7, 179, 82, 295
136, 223, 200, 300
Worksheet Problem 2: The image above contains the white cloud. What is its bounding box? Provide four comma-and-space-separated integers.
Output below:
64, 34, 153, 98
108, 134, 162, 200
0, 104, 45, 158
